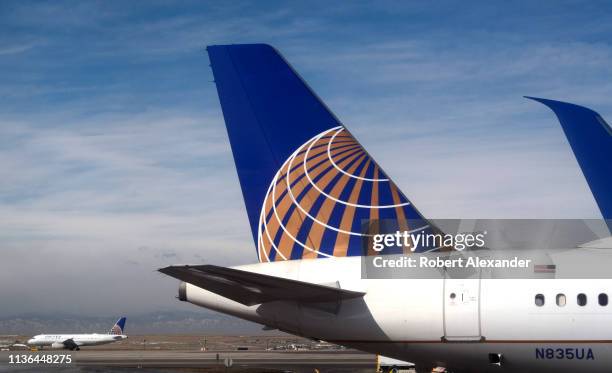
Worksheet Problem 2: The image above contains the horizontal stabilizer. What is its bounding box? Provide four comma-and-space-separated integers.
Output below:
159, 264, 365, 306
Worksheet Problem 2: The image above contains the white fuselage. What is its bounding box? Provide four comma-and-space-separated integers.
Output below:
27, 334, 127, 349
182, 252, 612, 373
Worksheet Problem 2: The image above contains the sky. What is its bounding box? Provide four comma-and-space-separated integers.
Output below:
1, 0, 611, 318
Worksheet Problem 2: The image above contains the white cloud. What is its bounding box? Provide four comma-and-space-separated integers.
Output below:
0, 43, 36, 56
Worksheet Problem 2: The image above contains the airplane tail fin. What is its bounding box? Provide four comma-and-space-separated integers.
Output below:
527, 97, 611, 227
207, 44, 435, 262
109, 317, 126, 335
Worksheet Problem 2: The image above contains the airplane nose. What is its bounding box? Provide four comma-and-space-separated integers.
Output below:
27, 339, 34, 345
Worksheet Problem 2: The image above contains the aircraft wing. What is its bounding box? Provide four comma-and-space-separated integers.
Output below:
159, 264, 365, 306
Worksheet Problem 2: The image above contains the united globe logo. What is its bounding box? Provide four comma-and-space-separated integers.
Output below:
256, 126, 430, 262
110, 325, 122, 335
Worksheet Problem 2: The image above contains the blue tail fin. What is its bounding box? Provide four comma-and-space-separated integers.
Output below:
207, 44, 434, 261
110, 317, 126, 335
527, 97, 611, 225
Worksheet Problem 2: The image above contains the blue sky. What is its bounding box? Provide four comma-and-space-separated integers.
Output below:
1, 1, 611, 317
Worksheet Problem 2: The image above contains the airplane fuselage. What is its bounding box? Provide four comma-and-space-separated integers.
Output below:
180, 254, 612, 373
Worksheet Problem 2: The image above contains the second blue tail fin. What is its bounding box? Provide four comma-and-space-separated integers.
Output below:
528, 97, 611, 225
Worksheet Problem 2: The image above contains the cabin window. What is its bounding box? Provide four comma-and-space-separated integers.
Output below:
577, 293, 587, 306
556, 294, 566, 307
535, 294, 545, 307
599, 293, 608, 306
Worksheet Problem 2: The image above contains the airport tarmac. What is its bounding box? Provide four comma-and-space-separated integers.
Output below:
0, 350, 376, 372
0, 335, 379, 372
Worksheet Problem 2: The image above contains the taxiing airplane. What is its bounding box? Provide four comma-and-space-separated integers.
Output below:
27, 317, 127, 350
160, 44, 611, 372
